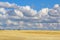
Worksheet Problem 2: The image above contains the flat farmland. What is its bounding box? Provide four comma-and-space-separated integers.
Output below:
0, 30, 60, 40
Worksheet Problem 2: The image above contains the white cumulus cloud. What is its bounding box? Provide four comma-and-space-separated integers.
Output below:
0, 2, 60, 30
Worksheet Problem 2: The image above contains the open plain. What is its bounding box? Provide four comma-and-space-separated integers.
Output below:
0, 30, 60, 40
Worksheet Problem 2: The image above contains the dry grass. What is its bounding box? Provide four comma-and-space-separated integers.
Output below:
0, 30, 60, 40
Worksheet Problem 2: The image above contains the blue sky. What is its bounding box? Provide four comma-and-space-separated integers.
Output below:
0, 0, 60, 10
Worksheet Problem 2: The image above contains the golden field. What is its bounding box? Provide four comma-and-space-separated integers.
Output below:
0, 30, 60, 40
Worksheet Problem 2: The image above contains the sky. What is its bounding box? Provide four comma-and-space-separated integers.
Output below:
0, 0, 60, 30
0, 0, 60, 10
